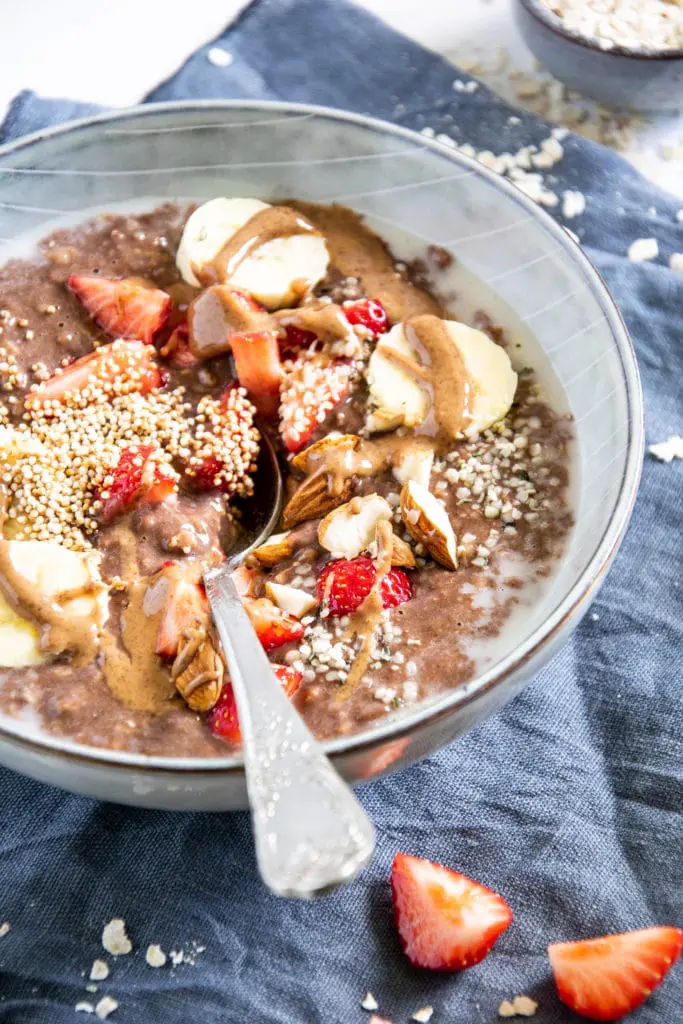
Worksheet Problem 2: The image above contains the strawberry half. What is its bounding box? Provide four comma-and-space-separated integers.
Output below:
391, 853, 513, 971
279, 323, 320, 360
317, 557, 412, 616
208, 664, 303, 744
230, 329, 283, 418
155, 563, 209, 659
342, 298, 389, 336
548, 927, 683, 1021
279, 356, 352, 453
68, 274, 171, 345
243, 597, 305, 652
25, 339, 165, 412
93, 444, 177, 525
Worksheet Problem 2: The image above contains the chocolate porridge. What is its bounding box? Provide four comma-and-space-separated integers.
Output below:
0, 198, 572, 756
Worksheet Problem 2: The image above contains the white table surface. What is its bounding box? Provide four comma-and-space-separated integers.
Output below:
0, 0, 680, 196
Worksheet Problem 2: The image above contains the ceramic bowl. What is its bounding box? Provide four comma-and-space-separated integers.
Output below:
0, 102, 643, 809
514, 0, 683, 112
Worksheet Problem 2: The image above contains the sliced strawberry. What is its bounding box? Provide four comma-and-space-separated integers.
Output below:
154, 563, 209, 659
159, 323, 199, 368
230, 329, 283, 418
68, 274, 171, 345
391, 853, 513, 971
548, 927, 683, 1021
317, 557, 412, 616
243, 597, 305, 652
25, 339, 165, 412
208, 664, 303, 744
184, 383, 259, 496
343, 298, 389, 336
93, 444, 177, 525
279, 356, 352, 453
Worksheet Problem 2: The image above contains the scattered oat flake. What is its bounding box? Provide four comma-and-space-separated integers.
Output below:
86, 985, 98, 994
95, 997, 118, 1020
368, 1016, 393, 1024
145, 944, 167, 968
361, 992, 379, 1011
207, 47, 233, 67
628, 238, 658, 263
169, 949, 184, 966
499, 995, 538, 1017
649, 436, 683, 463
75, 1003, 94, 1015
562, 190, 586, 218
669, 253, 683, 273
0, 922, 10, 937
412, 1007, 434, 1023
101, 919, 132, 956
89, 960, 109, 981
499, 1002, 516, 1019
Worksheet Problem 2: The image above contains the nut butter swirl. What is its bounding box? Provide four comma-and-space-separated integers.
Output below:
201, 206, 321, 285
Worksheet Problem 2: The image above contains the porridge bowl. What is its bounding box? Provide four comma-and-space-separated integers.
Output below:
0, 102, 642, 810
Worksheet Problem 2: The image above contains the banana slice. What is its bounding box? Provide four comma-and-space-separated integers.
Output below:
365, 319, 517, 438
366, 324, 429, 434
176, 197, 269, 287
445, 321, 517, 436
176, 197, 329, 309
0, 541, 109, 667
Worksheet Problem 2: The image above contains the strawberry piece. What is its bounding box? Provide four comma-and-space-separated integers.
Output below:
317, 557, 412, 616
208, 664, 302, 744
279, 356, 352, 453
391, 853, 513, 971
93, 444, 176, 525
343, 298, 389, 336
279, 323, 319, 360
68, 274, 171, 345
548, 927, 683, 1021
159, 323, 199, 368
243, 597, 305, 652
155, 563, 209, 659
25, 339, 165, 412
229, 329, 283, 418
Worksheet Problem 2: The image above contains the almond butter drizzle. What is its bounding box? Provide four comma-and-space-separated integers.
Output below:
403, 315, 473, 441
304, 433, 436, 496
274, 302, 352, 344
335, 519, 394, 702
99, 525, 175, 713
208, 206, 320, 283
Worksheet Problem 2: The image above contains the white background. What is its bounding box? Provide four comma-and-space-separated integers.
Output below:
0, 0, 680, 194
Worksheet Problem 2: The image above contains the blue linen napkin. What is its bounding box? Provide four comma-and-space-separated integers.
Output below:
1, 2, 681, 1021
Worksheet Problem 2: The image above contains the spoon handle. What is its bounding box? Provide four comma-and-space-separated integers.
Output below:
204, 567, 376, 898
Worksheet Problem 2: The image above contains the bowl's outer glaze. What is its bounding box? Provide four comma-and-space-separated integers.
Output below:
0, 102, 643, 810
514, 0, 683, 113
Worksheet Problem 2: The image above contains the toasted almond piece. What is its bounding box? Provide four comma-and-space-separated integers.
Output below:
265, 581, 318, 619
282, 471, 353, 529
390, 533, 416, 568
172, 628, 224, 712
318, 493, 392, 559
291, 433, 360, 474
392, 444, 435, 490
252, 530, 294, 568
400, 480, 457, 570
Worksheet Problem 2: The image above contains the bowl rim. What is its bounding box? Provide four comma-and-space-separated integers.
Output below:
0, 98, 644, 776
516, 0, 683, 61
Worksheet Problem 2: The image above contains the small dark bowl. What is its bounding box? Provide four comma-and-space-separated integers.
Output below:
514, 0, 683, 113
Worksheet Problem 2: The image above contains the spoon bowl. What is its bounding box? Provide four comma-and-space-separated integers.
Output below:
228, 428, 284, 568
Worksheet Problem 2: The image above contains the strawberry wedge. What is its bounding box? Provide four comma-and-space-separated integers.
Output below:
549, 927, 683, 1021
317, 557, 412, 616
208, 665, 303, 744
25, 339, 165, 413
93, 445, 177, 525
391, 853, 513, 970
342, 298, 389, 336
279, 356, 352, 453
230, 330, 283, 418
154, 563, 209, 659
243, 597, 305, 652
68, 274, 171, 345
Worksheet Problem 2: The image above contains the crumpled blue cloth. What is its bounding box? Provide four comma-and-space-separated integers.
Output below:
0, 2, 681, 1021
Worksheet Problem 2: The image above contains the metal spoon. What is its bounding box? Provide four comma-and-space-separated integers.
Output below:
203, 432, 376, 898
